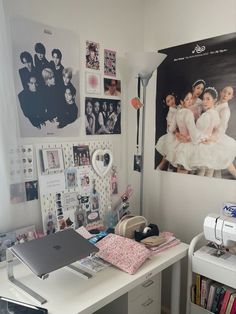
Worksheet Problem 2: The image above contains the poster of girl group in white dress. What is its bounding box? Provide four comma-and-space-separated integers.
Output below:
11, 18, 80, 137
155, 32, 236, 180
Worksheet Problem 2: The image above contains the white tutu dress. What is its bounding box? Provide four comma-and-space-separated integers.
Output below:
173, 108, 236, 170
155, 107, 177, 157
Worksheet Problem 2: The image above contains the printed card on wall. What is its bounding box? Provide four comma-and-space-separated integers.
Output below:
104, 78, 121, 97
73, 145, 91, 166
78, 168, 92, 194
9, 145, 34, 183
155, 32, 236, 180
11, 17, 80, 137
85, 72, 101, 95
85, 97, 121, 135
104, 49, 116, 77
86, 41, 100, 70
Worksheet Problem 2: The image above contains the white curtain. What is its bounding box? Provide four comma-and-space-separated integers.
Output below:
0, 0, 20, 232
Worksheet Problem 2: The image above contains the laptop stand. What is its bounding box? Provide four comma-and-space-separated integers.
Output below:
6, 249, 92, 305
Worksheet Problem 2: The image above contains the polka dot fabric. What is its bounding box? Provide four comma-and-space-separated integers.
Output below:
96, 233, 151, 274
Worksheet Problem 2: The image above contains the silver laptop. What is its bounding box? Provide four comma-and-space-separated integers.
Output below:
10, 228, 99, 278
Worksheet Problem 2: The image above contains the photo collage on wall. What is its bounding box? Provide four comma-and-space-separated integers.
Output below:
85, 41, 121, 135
155, 32, 236, 181
9, 145, 38, 204
36, 141, 113, 235
11, 17, 80, 137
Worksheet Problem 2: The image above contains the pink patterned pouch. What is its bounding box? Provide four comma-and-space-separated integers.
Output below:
96, 233, 151, 274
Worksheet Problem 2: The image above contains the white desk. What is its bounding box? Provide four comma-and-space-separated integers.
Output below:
0, 243, 188, 314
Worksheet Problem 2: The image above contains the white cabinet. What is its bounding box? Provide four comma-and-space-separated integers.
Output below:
187, 233, 236, 314
94, 273, 161, 314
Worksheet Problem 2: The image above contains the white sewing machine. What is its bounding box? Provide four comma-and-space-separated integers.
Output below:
204, 213, 236, 250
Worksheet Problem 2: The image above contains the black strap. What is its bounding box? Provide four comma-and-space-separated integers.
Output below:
136, 77, 141, 152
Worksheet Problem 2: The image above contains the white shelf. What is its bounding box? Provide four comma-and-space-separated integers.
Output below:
187, 233, 236, 314
190, 303, 213, 314
192, 246, 236, 289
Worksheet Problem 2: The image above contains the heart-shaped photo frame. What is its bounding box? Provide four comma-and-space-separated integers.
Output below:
92, 149, 113, 177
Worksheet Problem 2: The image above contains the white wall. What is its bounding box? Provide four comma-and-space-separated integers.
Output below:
139, 0, 236, 243
3, 0, 144, 232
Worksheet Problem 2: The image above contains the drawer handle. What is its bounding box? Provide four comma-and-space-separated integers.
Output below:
142, 279, 154, 288
142, 298, 154, 307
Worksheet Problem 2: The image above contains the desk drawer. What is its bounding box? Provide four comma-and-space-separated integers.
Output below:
128, 273, 161, 302
128, 273, 161, 314
128, 293, 159, 314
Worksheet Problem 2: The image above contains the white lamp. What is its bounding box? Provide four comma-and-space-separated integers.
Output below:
126, 52, 166, 215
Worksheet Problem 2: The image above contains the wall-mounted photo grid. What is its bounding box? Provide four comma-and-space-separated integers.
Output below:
85, 40, 121, 136
35, 140, 113, 235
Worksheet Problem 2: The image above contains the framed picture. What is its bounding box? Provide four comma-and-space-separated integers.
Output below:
42, 148, 64, 173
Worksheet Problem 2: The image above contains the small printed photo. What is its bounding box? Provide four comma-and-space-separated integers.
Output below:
42, 148, 64, 173
90, 190, 100, 211
25, 180, 38, 201
10, 183, 26, 204
73, 145, 91, 167
74, 208, 86, 228
55, 193, 61, 201
80, 196, 90, 203
86, 40, 100, 70
86, 210, 100, 224
104, 78, 121, 97
57, 208, 63, 216
85, 72, 101, 95
44, 213, 57, 235
78, 169, 92, 194
65, 167, 78, 189
111, 181, 118, 195
134, 155, 142, 172
56, 201, 62, 208
58, 216, 66, 230
104, 49, 116, 77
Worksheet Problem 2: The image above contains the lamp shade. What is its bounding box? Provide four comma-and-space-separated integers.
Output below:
126, 52, 166, 79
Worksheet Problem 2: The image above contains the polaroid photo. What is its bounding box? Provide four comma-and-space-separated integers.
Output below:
85, 72, 101, 95
65, 167, 78, 189
73, 145, 91, 167
42, 148, 64, 173
78, 169, 92, 194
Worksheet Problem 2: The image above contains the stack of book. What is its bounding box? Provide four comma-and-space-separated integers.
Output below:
192, 274, 236, 313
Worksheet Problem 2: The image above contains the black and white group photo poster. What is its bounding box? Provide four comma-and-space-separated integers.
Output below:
155, 32, 236, 180
11, 17, 80, 137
